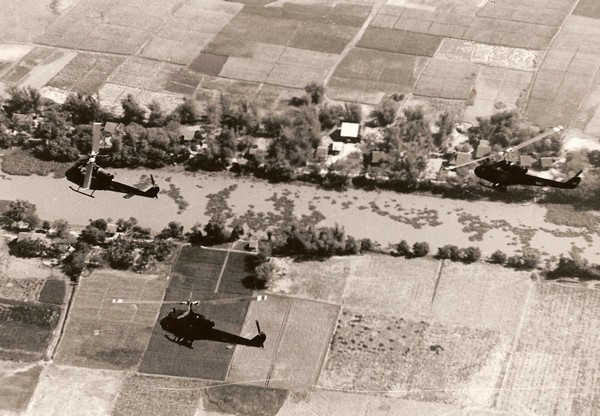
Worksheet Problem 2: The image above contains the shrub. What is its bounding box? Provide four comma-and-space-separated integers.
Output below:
436, 244, 459, 260
397, 240, 411, 257
412, 241, 429, 257
489, 250, 507, 264
370, 99, 397, 127
506, 250, 539, 270
304, 82, 325, 104
359, 238, 373, 253
462, 246, 481, 264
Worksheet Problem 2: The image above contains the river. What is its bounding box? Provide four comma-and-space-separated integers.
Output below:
1, 168, 598, 262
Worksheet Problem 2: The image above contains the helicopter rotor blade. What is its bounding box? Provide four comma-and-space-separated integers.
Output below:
111, 295, 268, 306
82, 160, 94, 189
506, 125, 563, 153
91, 122, 103, 154
446, 125, 564, 171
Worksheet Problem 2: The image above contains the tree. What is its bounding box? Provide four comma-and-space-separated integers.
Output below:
319, 104, 344, 130
304, 82, 325, 104
79, 225, 106, 246
9, 238, 47, 258
397, 240, 411, 257
360, 238, 373, 253
412, 241, 429, 257
437, 244, 459, 260
204, 215, 229, 245
116, 217, 138, 233
156, 221, 184, 240
506, 250, 539, 270
1, 200, 40, 230
146, 100, 166, 127
61, 93, 108, 125
370, 99, 397, 127
186, 223, 204, 245
587, 149, 600, 168
4, 86, 41, 115
462, 246, 481, 263
51, 219, 70, 239
433, 112, 454, 148
342, 103, 362, 124
121, 94, 146, 125
170, 98, 198, 125
107, 238, 134, 269
489, 250, 507, 264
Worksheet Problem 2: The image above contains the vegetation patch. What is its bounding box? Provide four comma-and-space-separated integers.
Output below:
203, 385, 288, 416
1, 149, 69, 177
160, 183, 189, 214
0, 298, 60, 360
37, 278, 66, 305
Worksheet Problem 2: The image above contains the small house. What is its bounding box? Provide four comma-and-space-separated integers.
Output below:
12, 113, 35, 128
519, 155, 535, 167
330, 122, 361, 143
540, 157, 554, 169
103, 122, 124, 135
314, 146, 328, 161
452, 152, 473, 166
475, 140, 492, 158
106, 223, 118, 236
370, 150, 386, 165
330, 142, 344, 155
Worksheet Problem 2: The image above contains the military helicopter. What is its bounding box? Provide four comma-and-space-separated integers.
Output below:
65, 122, 160, 198
112, 295, 267, 349
448, 125, 582, 192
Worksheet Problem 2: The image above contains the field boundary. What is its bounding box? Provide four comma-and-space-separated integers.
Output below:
495, 281, 534, 407
265, 297, 294, 387
214, 243, 232, 293
429, 258, 445, 309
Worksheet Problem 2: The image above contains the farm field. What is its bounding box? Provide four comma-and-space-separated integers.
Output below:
497, 283, 600, 416
1, 0, 599, 127
227, 295, 339, 390
139, 246, 258, 380
0, 298, 61, 361
54, 268, 169, 370
0, 360, 43, 415
26, 364, 126, 416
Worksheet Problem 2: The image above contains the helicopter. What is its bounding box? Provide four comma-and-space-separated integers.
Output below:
112, 295, 267, 349
447, 125, 582, 192
65, 122, 160, 198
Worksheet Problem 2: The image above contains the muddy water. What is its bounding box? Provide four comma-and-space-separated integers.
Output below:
1, 169, 598, 261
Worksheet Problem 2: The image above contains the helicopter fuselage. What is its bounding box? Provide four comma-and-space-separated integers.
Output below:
474, 161, 582, 191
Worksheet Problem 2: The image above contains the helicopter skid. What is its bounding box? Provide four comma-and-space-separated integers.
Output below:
164, 334, 193, 349
479, 181, 507, 193
69, 186, 95, 198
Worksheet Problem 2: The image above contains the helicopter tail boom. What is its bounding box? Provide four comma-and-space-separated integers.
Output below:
561, 170, 583, 189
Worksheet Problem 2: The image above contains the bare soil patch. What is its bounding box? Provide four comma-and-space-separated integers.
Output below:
112, 373, 209, 416
0, 361, 42, 414
269, 256, 350, 304
289, 21, 357, 54
27, 364, 125, 416
321, 312, 509, 406
498, 283, 600, 415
